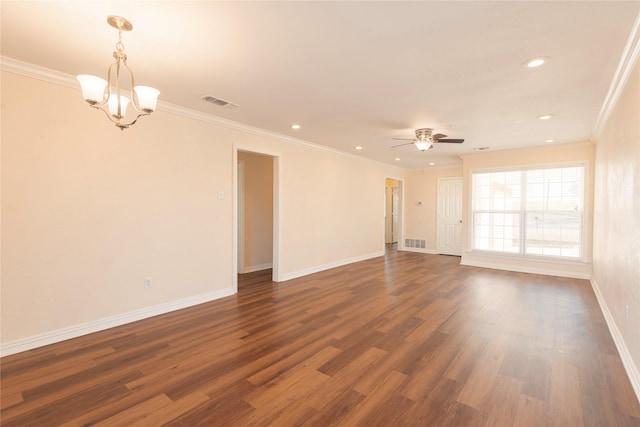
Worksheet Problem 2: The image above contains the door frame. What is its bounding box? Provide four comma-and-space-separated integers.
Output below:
233, 146, 281, 293
237, 160, 245, 274
384, 177, 404, 250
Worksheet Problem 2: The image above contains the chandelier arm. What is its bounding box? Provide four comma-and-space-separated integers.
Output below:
122, 59, 143, 114
90, 104, 149, 130
101, 60, 117, 108
114, 59, 123, 119
115, 112, 147, 130
91, 103, 121, 124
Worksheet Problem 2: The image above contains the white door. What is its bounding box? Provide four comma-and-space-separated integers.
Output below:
437, 177, 462, 256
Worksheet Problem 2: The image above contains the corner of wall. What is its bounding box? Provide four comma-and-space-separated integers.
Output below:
590, 277, 640, 403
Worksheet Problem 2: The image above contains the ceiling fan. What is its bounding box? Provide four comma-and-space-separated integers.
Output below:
391, 128, 464, 151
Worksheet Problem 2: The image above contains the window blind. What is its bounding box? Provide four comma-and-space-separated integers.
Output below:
471, 166, 584, 259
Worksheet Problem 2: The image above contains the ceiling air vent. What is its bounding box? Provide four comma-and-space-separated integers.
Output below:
201, 95, 238, 110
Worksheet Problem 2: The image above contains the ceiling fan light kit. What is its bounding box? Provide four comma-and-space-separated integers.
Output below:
77, 16, 160, 130
391, 128, 464, 151
415, 141, 431, 151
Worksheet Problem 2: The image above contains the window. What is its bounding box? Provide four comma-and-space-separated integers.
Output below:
472, 165, 585, 259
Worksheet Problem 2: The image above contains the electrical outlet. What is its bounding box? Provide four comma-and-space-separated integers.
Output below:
144, 277, 152, 289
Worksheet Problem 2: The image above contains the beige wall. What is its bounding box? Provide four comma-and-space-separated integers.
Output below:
2, 71, 234, 345
460, 143, 595, 278
403, 166, 462, 253
0, 70, 405, 350
592, 58, 640, 376
238, 151, 273, 272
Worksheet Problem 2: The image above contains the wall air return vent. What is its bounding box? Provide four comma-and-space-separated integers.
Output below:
201, 95, 239, 109
405, 239, 426, 249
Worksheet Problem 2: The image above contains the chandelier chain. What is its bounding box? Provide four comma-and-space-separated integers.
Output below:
116, 30, 125, 52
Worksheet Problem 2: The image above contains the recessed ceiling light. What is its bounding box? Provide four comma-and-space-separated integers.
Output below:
291, 124, 301, 129
355, 146, 363, 150
395, 158, 401, 161
525, 57, 549, 68
545, 139, 554, 143
537, 114, 554, 120
429, 162, 435, 166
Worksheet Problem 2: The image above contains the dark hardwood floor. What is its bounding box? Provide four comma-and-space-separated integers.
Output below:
2, 249, 639, 426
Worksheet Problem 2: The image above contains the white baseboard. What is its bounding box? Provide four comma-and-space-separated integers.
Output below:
460, 258, 591, 280
590, 277, 640, 404
0, 287, 235, 357
280, 251, 384, 282
400, 247, 438, 255
240, 262, 273, 274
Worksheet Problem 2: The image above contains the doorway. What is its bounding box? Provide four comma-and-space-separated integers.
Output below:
385, 178, 402, 248
236, 150, 278, 290
436, 177, 463, 256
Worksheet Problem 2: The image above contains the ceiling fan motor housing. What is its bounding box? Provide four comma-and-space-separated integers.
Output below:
415, 128, 433, 141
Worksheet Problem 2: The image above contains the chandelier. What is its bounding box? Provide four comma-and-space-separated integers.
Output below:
77, 16, 160, 130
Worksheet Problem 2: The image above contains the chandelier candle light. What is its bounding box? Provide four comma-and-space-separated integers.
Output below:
77, 16, 160, 130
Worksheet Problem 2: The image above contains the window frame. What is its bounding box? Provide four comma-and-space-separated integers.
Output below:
469, 162, 588, 262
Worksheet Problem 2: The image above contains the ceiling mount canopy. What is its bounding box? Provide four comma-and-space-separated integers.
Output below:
76, 15, 160, 130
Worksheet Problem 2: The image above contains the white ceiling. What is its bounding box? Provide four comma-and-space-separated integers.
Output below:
2, 1, 639, 168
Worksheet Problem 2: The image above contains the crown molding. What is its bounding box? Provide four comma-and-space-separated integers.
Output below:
0, 56, 389, 167
458, 140, 594, 160
592, 11, 640, 141
1, 56, 77, 88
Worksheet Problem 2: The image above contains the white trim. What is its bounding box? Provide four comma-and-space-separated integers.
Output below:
459, 141, 594, 162
590, 278, 640, 404
280, 251, 384, 282
241, 263, 273, 274
235, 159, 244, 283
0, 56, 77, 88
0, 287, 235, 357
0, 56, 388, 167
468, 163, 590, 264
592, 11, 640, 141
383, 176, 404, 251
233, 146, 281, 282
272, 156, 282, 282
460, 257, 591, 280
401, 247, 438, 255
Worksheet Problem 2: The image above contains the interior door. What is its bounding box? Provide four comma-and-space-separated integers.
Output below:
437, 177, 462, 255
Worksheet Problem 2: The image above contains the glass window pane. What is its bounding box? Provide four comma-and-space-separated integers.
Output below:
472, 166, 584, 259
473, 212, 521, 253
524, 212, 582, 258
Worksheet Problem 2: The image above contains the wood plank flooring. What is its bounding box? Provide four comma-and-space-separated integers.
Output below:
2, 248, 639, 426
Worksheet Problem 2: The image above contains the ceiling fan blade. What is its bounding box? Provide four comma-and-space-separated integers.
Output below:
436, 138, 465, 143
392, 137, 416, 141
432, 133, 448, 140
390, 142, 415, 148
